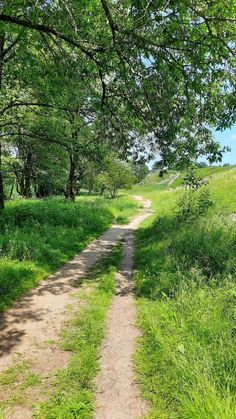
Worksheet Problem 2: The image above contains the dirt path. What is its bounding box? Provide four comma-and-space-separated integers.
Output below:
0, 195, 152, 419
167, 172, 180, 187
95, 197, 153, 419
0, 197, 152, 371
0, 226, 122, 372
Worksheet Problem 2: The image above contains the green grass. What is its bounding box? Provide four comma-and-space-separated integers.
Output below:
0, 362, 29, 386
132, 168, 236, 418
105, 195, 140, 224
131, 170, 178, 196
0, 195, 138, 312
35, 245, 122, 419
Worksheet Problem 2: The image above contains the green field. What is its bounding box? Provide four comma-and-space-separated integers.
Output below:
132, 167, 236, 418
0, 195, 138, 312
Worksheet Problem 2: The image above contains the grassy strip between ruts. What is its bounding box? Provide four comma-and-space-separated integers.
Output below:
32, 243, 122, 419
133, 169, 236, 418
0, 195, 138, 312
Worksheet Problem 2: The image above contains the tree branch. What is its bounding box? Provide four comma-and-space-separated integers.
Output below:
0, 101, 78, 116
100, 0, 118, 41
3, 33, 21, 57
0, 14, 105, 65
0, 131, 71, 151
99, 68, 106, 106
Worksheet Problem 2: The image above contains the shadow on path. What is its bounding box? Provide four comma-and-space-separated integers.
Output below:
0, 198, 153, 370
0, 227, 143, 364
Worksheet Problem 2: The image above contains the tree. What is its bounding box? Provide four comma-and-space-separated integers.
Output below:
96, 158, 134, 198
195, 162, 208, 168
133, 161, 149, 183
0, 0, 235, 208
95, 173, 109, 196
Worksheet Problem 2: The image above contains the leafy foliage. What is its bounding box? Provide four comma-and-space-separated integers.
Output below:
177, 187, 213, 221
177, 168, 213, 221
0, 0, 235, 208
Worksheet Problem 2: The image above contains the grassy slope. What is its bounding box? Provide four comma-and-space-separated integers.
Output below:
171, 165, 236, 188
132, 168, 236, 418
141, 171, 175, 185
0, 195, 138, 312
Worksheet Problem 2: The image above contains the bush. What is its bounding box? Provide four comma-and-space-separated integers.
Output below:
177, 186, 213, 221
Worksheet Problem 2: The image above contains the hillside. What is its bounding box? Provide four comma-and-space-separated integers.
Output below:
131, 167, 236, 417
171, 165, 236, 188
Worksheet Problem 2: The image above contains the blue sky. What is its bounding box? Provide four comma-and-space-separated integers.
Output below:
149, 124, 236, 169
213, 124, 236, 165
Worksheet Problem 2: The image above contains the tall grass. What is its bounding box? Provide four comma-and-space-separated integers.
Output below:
133, 169, 236, 418
0, 195, 138, 312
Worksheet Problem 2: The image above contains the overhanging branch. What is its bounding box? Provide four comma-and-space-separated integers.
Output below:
0, 130, 71, 151
100, 0, 118, 40
0, 13, 105, 65
0, 101, 79, 116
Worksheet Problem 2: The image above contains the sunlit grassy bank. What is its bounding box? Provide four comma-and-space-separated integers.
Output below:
133, 168, 236, 418
171, 165, 236, 189
0, 195, 138, 312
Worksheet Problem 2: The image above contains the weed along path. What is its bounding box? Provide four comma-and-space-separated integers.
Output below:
0, 195, 152, 418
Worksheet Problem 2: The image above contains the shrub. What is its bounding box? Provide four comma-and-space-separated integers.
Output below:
177, 186, 213, 221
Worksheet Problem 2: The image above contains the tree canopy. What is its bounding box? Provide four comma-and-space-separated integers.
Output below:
0, 0, 235, 207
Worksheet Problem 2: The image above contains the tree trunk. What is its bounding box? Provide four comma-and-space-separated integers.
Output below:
0, 34, 5, 210
0, 143, 4, 209
65, 155, 77, 201
14, 148, 33, 198
111, 188, 117, 199
9, 178, 15, 200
